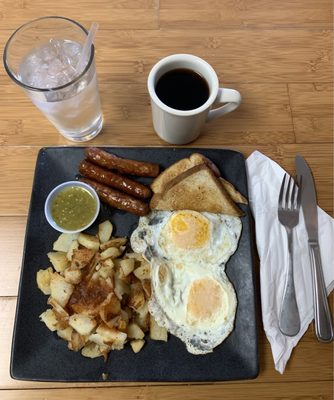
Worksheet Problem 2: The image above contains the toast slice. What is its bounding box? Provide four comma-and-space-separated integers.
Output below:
151, 153, 220, 194
151, 153, 247, 204
150, 164, 244, 216
219, 177, 248, 205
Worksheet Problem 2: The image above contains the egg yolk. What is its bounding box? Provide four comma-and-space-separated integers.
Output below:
169, 211, 210, 249
187, 278, 223, 323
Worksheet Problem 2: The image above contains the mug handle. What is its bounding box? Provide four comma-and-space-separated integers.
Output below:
206, 88, 241, 122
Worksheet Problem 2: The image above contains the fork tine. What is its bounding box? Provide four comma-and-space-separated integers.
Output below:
278, 174, 287, 208
285, 175, 292, 209
291, 178, 297, 208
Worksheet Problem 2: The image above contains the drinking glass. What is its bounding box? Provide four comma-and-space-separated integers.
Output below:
3, 16, 103, 142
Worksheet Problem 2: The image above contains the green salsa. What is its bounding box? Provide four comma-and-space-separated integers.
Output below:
51, 186, 97, 230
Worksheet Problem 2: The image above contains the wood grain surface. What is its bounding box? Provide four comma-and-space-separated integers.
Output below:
0, 0, 333, 399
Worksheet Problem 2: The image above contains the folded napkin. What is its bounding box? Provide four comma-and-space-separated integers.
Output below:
245, 151, 334, 374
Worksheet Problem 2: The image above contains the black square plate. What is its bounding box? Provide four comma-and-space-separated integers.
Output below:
11, 147, 259, 382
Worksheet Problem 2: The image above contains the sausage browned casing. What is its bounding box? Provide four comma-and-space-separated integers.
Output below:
79, 160, 152, 199
85, 147, 160, 177
80, 177, 150, 216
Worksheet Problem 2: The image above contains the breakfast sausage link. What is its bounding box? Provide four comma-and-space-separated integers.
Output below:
79, 160, 152, 199
80, 177, 150, 216
85, 147, 160, 177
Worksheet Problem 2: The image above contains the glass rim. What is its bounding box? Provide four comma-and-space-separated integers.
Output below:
3, 16, 95, 93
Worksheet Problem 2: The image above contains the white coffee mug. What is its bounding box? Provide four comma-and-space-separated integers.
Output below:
147, 54, 241, 145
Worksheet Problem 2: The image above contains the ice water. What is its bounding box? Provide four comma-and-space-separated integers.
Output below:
18, 39, 103, 141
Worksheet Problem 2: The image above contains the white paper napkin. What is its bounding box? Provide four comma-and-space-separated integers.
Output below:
245, 150, 334, 374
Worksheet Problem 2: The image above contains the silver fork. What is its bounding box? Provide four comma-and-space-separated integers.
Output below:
278, 173, 302, 336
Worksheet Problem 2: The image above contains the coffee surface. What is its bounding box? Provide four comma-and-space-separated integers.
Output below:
155, 68, 210, 111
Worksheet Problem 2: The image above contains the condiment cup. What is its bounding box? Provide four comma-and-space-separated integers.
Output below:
44, 181, 100, 234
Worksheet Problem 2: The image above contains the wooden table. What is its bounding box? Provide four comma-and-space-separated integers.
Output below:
0, 1, 333, 399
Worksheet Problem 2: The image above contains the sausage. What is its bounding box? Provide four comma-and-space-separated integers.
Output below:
80, 177, 150, 216
85, 147, 160, 177
79, 160, 152, 199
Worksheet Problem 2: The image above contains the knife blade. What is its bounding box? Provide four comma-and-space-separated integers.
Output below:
295, 155, 333, 342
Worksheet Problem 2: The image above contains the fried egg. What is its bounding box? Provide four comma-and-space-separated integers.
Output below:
131, 210, 242, 267
130, 210, 242, 354
148, 258, 237, 354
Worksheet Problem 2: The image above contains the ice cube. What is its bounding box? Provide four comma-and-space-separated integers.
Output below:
19, 39, 83, 90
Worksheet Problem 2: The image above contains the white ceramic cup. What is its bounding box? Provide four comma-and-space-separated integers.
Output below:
147, 54, 241, 145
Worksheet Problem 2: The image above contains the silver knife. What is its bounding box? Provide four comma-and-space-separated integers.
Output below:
295, 155, 333, 342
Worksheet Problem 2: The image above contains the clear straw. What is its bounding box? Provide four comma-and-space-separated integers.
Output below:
76, 22, 99, 74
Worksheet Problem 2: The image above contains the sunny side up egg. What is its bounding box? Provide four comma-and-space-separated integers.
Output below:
130, 210, 242, 354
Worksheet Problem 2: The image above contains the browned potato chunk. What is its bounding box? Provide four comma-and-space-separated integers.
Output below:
120, 258, 135, 277
81, 342, 103, 358
39, 309, 59, 332
127, 322, 145, 340
47, 251, 69, 272
69, 314, 97, 336
100, 237, 127, 251
78, 233, 100, 251
128, 283, 146, 311
150, 316, 168, 342
64, 266, 82, 284
130, 339, 145, 353
50, 273, 74, 307
53, 233, 79, 252
98, 220, 113, 243
71, 248, 95, 269
36, 267, 53, 295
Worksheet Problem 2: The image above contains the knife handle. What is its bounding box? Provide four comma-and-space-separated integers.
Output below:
309, 241, 333, 342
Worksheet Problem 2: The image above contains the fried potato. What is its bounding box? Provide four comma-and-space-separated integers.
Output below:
36, 267, 53, 295
40, 309, 59, 332
78, 233, 100, 251
128, 283, 146, 311
57, 326, 73, 341
120, 258, 135, 277
47, 297, 69, 319
50, 273, 74, 307
98, 263, 114, 279
99, 294, 121, 323
68, 331, 86, 352
141, 279, 152, 299
53, 233, 79, 252
37, 219, 163, 361
71, 248, 95, 269
135, 303, 149, 332
98, 220, 113, 243
64, 266, 82, 284
130, 339, 145, 353
81, 342, 103, 359
100, 237, 127, 251
39, 309, 58, 332
100, 246, 122, 260
114, 275, 131, 300
47, 251, 69, 272
67, 239, 79, 261
96, 323, 127, 345
150, 316, 168, 342
69, 314, 97, 336
133, 262, 151, 280
127, 322, 145, 340
88, 332, 106, 346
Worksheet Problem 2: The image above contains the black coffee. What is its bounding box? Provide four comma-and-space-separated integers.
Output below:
155, 68, 210, 111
